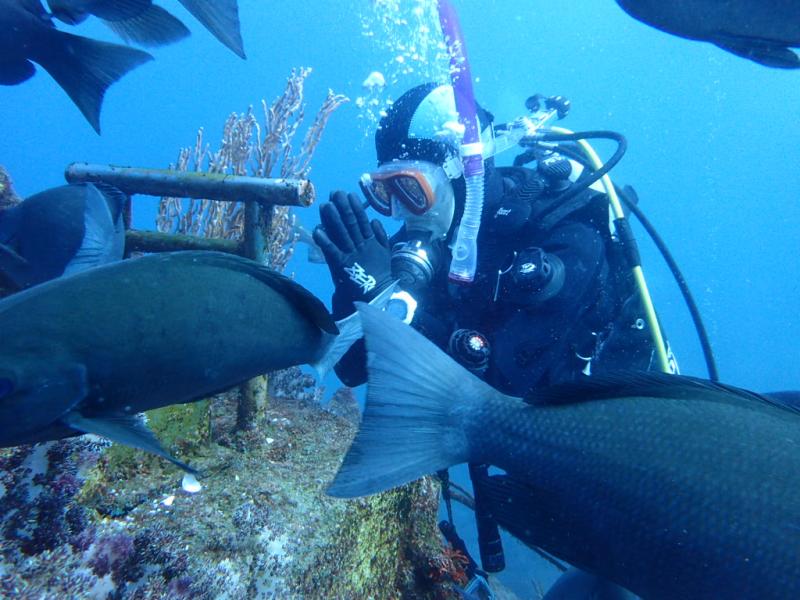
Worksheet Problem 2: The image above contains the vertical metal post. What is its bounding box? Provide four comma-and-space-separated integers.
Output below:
242, 200, 265, 262
236, 201, 273, 430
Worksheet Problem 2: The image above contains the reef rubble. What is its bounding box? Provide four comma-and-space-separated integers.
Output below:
0, 367, 478, 599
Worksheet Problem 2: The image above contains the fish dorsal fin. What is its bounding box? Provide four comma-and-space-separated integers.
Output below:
166, 251, 338, 334
524, 372, 800, 415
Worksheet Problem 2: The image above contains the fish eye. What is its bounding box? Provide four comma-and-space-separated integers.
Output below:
0, 378, 13, 398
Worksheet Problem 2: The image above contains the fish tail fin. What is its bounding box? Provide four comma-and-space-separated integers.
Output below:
177, 0, 245, 58
310, 282, 398, 379
102, 4, 191, 47
33, 30, 153, 133
327, 302, 494, 498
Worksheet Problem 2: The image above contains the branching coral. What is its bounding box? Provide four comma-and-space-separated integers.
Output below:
156, 68, 348, 273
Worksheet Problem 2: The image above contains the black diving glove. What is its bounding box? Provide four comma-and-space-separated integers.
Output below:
313, 191, 392, 317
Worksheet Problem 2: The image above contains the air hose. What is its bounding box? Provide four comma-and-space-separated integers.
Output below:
546, 126, 672, 374
547, 142, 719, 381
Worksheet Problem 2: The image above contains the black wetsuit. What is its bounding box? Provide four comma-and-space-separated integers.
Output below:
334, 162, 659, 392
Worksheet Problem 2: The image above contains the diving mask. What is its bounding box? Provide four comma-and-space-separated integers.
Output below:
359, 158, 461, 218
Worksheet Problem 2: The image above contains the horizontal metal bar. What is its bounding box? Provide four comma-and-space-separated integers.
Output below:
125, 230, 241, 255
65, 163, 315, 207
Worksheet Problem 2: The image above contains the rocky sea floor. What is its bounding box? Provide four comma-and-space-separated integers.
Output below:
0, 368, 513, 599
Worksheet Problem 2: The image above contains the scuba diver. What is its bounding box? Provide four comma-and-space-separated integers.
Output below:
313, 80, 679, 599
316, 2, 719, 597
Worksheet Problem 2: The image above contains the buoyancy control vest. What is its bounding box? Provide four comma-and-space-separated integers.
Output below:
433, 163, 661, 396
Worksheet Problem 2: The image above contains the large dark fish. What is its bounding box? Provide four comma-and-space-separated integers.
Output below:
0, 0, 153, 133
616, 0, 800, 68
0, 183, 126, 290
0, 251, 364, 471
46, 0, 245, 58
330, 304, 800, 600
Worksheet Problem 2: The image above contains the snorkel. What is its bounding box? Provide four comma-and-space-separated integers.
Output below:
437, 0, 483, 284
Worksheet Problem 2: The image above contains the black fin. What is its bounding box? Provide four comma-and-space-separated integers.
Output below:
524, 371, 798, 414
84, 0, 151, 21
0, 59, 37, 85
32, 29, 153, 133
46, 0, 88, 26
103, 4, 190, 46
63, 411, 198, 473
712, 36, 800, 69
178, 0, 245, 58
161, 251, 338, 334
47, 0, 151, 23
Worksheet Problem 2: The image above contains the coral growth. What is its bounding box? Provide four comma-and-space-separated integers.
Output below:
156, 67, 348, 273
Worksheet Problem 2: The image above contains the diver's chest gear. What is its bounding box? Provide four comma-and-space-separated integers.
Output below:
391, 238, 437, 291
537, 154, 573, 192
390, 230, 446, 292
494, 247, 565, 305
448, 328, 491, 374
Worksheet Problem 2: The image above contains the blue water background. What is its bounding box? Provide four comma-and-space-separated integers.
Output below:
2, 1, 799, 595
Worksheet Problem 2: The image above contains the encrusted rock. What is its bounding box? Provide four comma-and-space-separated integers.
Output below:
324, 386, 361, 425
1, 389, 460, 598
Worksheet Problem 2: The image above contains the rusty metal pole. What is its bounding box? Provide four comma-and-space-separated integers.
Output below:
236, 201, 271, 430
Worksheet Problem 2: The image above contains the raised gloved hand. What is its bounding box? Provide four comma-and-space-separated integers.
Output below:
313, 191, 392, 317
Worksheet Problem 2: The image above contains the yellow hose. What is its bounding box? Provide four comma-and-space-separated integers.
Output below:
549, 126, 671, 373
